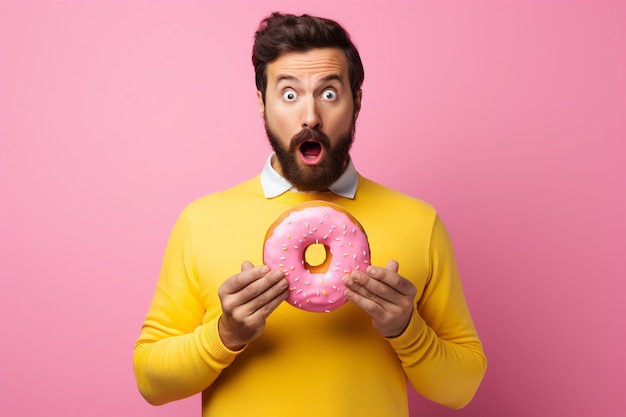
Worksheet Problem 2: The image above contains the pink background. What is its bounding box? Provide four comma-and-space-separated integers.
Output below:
1, 1, 624, 416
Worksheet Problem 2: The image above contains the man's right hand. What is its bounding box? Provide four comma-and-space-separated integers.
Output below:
217, 261, 289, 351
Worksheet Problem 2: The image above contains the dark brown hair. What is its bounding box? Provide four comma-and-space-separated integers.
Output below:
252, 12, 365, 102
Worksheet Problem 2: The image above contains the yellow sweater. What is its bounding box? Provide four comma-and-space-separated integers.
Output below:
134, 175, 486, 416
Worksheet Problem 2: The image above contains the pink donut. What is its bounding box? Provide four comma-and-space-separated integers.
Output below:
263, 201, 371, 313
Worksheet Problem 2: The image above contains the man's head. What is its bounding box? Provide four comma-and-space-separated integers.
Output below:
253, 13, 365, 105
252, 13, 365, 191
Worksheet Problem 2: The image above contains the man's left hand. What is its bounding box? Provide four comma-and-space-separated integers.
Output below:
343, 260, 417, 338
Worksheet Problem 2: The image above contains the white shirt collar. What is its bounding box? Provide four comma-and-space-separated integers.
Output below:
260, 153, 358, 199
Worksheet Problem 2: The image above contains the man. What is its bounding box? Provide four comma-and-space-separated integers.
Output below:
134, 12, 486, 417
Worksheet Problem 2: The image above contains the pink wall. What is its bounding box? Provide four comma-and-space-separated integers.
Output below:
1, 1, 624, 416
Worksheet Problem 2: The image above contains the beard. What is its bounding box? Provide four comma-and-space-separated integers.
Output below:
265, 122, 355, 192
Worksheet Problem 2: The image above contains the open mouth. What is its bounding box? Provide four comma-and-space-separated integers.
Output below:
298, 140, 323, 165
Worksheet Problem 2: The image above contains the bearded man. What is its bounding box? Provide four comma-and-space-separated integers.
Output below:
134, 12, 486, 417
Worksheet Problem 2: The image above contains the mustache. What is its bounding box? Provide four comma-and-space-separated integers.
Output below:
288, 128, 331, 152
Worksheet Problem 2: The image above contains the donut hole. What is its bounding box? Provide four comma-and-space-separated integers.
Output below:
303, 243, 331, 274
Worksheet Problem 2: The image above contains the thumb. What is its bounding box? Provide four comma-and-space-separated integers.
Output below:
385, 259, 399, 273
241, 261, 255, 271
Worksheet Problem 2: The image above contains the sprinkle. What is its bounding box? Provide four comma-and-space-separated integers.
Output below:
280, 256, 286, 260
293, 245, 299, 249
348, 242, 353, 247
304, 281, 310, 285
343, 253, 348, 257
305, 222, 309, 228
296, 289, 303, 294
363, 250, 367, 256
282, 245, 288, 251
323, 235, 328, 240
286, 234, 291, 239
289, 287, 296, 291
295, 277, 300, 282
322, 290, 328, 296
279, 263, 285, 268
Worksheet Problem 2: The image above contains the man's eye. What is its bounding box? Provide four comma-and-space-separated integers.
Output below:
321, 89, 337, 100
282, 89, 297, 101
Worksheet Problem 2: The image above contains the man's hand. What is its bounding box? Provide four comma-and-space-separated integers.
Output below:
217, 261, 289, 351
343, 260, 417, 338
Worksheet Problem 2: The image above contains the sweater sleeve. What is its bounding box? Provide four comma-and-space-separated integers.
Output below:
387, 214, 487, 409
133, 210, 241, 405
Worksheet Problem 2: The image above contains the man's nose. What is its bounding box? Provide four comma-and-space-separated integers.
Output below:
301, 97, 322, 129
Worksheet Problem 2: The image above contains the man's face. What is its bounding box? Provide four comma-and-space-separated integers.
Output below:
258, 48, 362, 191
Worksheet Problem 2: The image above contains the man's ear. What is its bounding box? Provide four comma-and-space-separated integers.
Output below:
353, 89, 362, 120
257, 90, 265, 117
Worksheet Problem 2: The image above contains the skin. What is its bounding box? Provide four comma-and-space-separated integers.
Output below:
217, 48, 417, 351
260, 47, 359, 176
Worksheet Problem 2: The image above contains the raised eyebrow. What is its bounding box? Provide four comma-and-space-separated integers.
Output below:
275, 74, 344, 87
275, 75, 300, 86
319, 74, 344, 85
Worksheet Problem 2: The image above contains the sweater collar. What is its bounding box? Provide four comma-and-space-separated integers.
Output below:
260, 153, 358, 199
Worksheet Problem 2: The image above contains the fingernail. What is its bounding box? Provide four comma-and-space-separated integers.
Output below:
342, 274, 352, 286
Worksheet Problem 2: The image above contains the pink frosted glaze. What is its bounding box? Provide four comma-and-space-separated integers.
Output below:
263, 203, 370, 313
